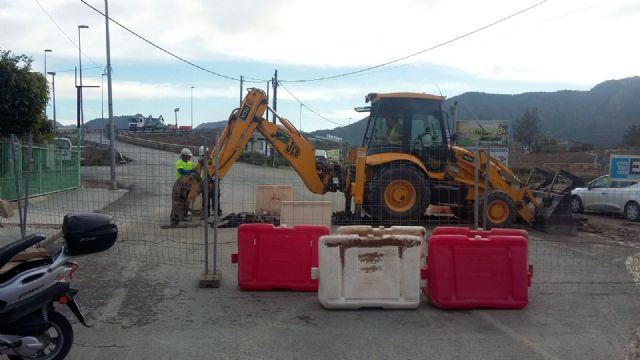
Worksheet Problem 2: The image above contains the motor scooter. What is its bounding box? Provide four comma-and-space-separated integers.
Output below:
0, 212, 117, 359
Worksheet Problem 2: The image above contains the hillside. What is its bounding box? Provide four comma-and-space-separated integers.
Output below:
310, 77, 640, 147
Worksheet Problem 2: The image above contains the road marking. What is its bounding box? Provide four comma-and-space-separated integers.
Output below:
475, 311, 562, 360
98, 260, 139, 321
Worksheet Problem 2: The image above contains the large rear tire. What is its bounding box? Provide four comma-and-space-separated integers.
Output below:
479, 190, 516, 228
366, 165, 430, 223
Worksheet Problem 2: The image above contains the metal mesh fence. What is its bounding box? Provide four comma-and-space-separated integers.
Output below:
1, 131, 639, 286
0, 138, 80, 201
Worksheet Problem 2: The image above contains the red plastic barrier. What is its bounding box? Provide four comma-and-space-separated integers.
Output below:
431, 226, 528, 239
423, 227, 532, 309
232, 224, 329, 291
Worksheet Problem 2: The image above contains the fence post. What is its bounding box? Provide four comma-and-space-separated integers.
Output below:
474, 140, 480, 229
10, 135, 24, 238
483, 145, 490, 229
199, 141, 221, 288
22, 133, 33, 238
203, 143, 209, 274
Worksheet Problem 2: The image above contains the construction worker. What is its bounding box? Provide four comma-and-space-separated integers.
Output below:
170, 148, 196, 226
176, 148, 195, 180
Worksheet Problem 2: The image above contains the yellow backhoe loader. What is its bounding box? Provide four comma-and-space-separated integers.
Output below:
203, 88, 581, 232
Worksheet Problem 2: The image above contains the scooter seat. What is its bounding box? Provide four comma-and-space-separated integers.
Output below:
0, 234, 46, 270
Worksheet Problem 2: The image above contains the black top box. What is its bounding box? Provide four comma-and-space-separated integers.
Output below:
62, 213, 118, 256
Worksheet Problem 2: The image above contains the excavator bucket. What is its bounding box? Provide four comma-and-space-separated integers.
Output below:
526, 168, 586, 235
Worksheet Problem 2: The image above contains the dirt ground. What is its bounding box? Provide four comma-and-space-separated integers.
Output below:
577, 212, 640, 245
128, 130, 218, 147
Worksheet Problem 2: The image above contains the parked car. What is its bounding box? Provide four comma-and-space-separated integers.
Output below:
570, 175, 640, 221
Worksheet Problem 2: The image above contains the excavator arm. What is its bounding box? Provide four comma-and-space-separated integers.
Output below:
205, 88, 330, 194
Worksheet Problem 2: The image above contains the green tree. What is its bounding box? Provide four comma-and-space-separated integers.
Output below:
0, 50, 51, 141
622, 124, 640, 147
513, 107, 542, 153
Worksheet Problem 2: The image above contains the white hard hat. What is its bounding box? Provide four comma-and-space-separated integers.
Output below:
181, 148, 192, 156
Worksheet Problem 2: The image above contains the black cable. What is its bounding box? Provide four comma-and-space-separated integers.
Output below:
277, 81, 346, 127
280, 0, 547, 83
79, 0, 268, 83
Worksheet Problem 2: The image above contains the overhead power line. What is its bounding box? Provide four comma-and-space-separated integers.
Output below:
277, 82, 345, 127
280, 0, 547, 83
33, 0, 102, 68
80, 0, 267, 83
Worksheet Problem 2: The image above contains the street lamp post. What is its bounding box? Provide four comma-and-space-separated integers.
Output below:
77, 25, 89, 136
47, 72, 57, 136
44, 49, 52, 123
174, 108, 180, 131
190, 86, 194, 129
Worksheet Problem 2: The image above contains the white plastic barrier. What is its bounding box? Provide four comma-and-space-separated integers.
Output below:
280, 201, 332, 227
337, 226, 428, 288
312, 225, 426, 309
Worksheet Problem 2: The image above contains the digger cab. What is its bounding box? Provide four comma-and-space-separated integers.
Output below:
360, 93, 450, 172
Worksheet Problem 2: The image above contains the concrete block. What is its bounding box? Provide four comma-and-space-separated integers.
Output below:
255, 185, 292, 216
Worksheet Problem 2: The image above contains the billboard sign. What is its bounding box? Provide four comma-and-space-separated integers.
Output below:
609, 154, 640, 182
466, 146, 509, 167
455, 120, 509, 147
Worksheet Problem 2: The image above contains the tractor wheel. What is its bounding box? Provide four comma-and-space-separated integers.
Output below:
479, 190, 517, 228
367, 165, 430, 223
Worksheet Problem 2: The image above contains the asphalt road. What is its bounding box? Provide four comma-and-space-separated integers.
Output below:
44, 134, 640, 360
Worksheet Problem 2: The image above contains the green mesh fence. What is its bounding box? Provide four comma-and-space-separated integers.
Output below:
0, 139, 80, 201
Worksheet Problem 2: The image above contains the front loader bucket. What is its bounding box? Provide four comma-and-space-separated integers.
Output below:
533, 193, 578, 235
527, 168, 586, 235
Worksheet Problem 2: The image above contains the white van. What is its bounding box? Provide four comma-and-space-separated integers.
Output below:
53, 137, 73, 161
128, 117, 144, 131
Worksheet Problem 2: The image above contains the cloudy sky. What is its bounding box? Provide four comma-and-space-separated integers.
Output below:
1, 0, 638, 131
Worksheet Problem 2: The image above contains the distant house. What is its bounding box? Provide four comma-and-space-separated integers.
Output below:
539, 139, 593, 153
244, 131, 269, 154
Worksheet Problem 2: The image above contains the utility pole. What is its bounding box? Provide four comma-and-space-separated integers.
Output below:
272, 70, 278, 116
105, 0, 117, 190
44, 49, 52, 124
271, 70, 278, 166
174, 108, 180, 130
77, 25, 89, 139
239, 76, 243, 106
265, 80, 270, 157
191, 86, 195, 129
48, 72, 57, 136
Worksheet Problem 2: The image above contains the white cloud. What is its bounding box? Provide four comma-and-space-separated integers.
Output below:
5, 0, 638, 85
6, 0, 640, 132
48, 73, 238, 100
